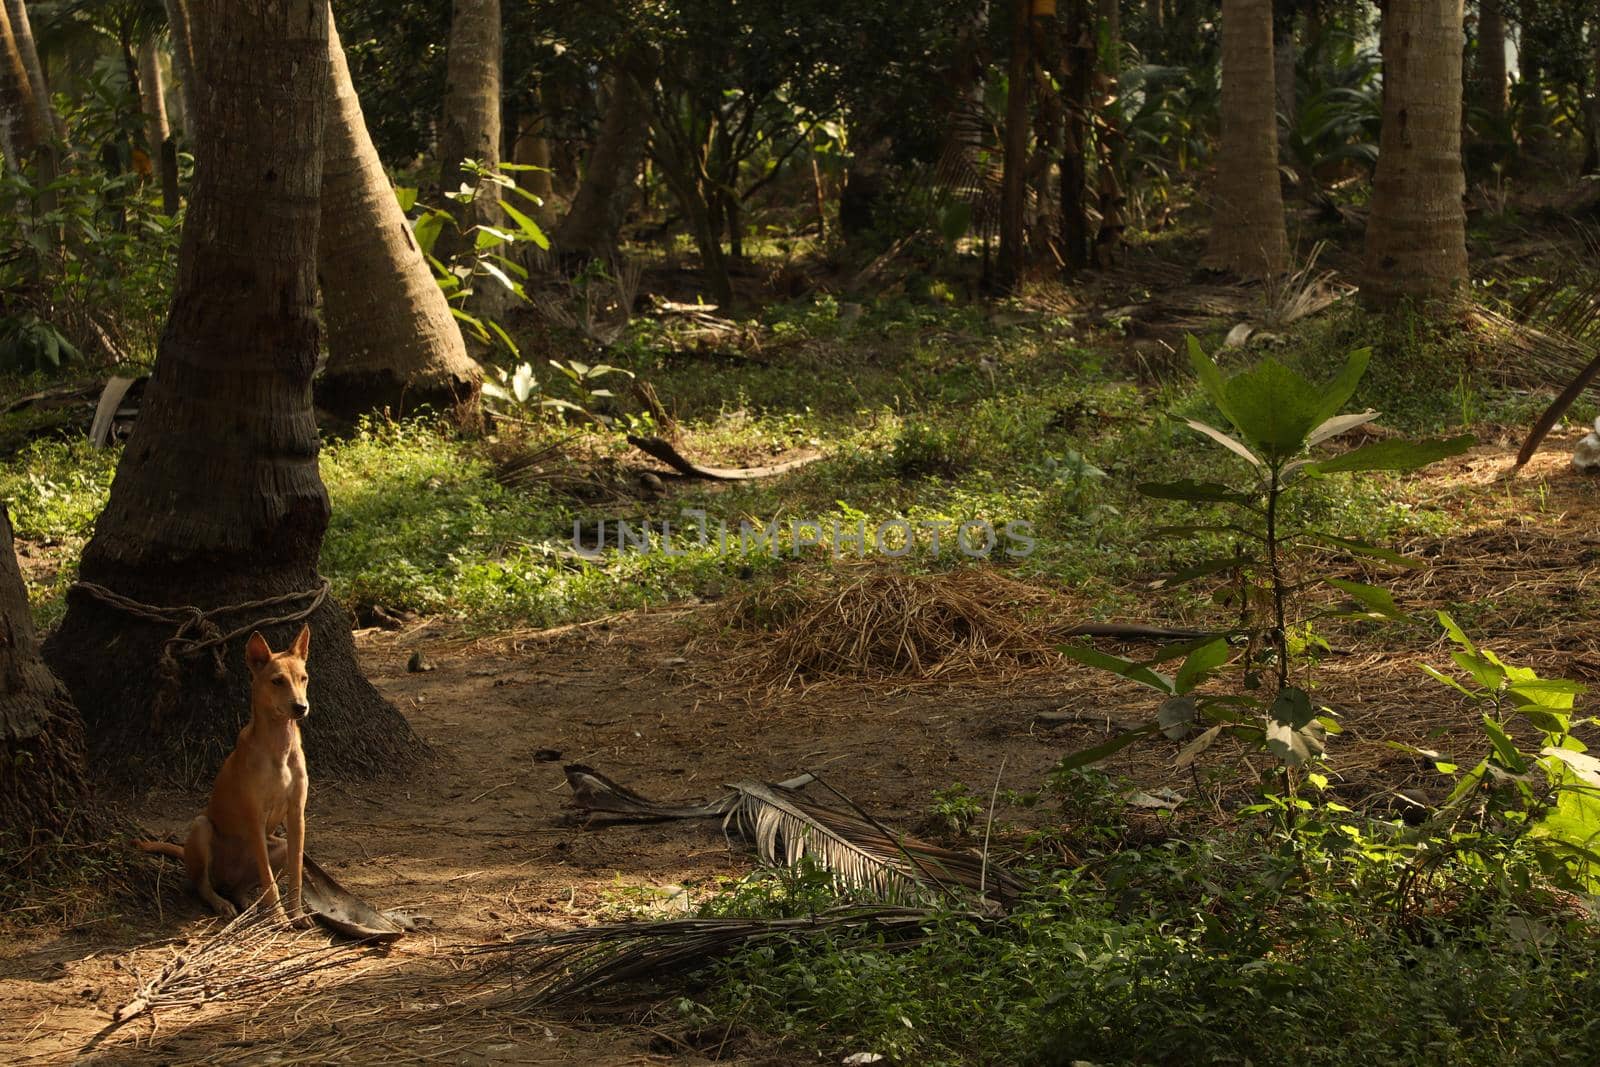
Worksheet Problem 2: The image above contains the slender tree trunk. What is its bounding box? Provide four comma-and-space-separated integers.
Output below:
556, 51, 652, 264
998, 0, 1032, 292
1361, 0, 1467, 307
1031, 15, 1063, 242
163, 0, 199, 136
655, 141, 732, 306
436, 0, 502, 268
316, 7, 481, 423
1476, 0, 1508, 124
0, 1, 41, 165
1584, 2, 1600, 174
1092, 0, 1126, 266
1273, 0, 1297, 123
1519, 49, 1551, 160
1061, 0, 1092, 272
44, 0, 422, 787
4, 0, 59, 141
1206, 0, 1289, 277
1, 506, 94, 878
138, 39, 173, 207
511, 86, 557, 230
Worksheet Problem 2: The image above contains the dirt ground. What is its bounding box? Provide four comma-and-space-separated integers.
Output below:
5, 437, 1600, 1065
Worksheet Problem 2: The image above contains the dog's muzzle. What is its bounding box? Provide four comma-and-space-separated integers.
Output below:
292, 703, 311, 720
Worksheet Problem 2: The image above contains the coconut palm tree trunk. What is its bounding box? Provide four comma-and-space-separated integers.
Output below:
1206, 0, 1289, 277
162, 0, 199, 135
44, 0, 422, 787
0, 0, 40, 165
436, 0, 502, 268
3, 0, 58, 141
137, 39, 177, 212
316, 5, 481, 423
1360, 0, 1467, 307
1, 506, 94, 875
998, 0, 1031, 292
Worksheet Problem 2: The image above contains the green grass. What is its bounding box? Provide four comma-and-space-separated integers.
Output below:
2, 297, 1549, 632
675, 769, 1600, 1067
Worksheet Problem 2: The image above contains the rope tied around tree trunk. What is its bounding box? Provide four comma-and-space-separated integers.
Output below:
68, 578, 332, 729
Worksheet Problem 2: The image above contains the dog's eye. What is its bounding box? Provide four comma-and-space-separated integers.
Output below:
273, 677, 287, 686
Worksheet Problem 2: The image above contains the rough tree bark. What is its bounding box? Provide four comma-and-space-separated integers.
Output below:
4, 0, 58, 141
1361, 0, 1467, 307
556, 51, 652, 264
998, 0, 1031, 292
1, 506, 94, 878
44, 0, 422, 787
316, 6, 481, 423
0, 0, 41, 164
1206, 0, 1289, 277
436, 0, 502, 269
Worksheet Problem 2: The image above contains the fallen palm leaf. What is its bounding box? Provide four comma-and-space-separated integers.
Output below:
564, 765, 1024, 909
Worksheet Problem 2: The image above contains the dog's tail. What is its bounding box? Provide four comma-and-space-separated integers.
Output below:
133, 839, 184, 859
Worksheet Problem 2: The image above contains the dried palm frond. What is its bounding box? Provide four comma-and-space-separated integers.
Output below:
477, 906, 962, 1007
1471, 224, 1600, 463
97, 902, 384, 1036
1260, 241, 1350, 328
702, 565, 1204, 693
564, 765, 1024, 909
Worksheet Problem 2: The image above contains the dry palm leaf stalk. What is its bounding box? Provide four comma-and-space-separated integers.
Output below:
564, 765, 1025, 909
88, 902, 389, 1055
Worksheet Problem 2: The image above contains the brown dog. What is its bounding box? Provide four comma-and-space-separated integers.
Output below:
137, 625, 313, 925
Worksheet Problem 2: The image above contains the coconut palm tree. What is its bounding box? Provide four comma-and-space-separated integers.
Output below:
1, 506, 93, 873
1206, 0, 1289, 277
1361, 0, 1467, 307
317, 6, 482, 421
0, 0, 40, 163
436, 0, 502, 269
45, 0, 421, 785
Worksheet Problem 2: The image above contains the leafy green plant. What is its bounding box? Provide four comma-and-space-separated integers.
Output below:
480, 358, 635, 429
400, 158, 549, 357
1280, 50, 1382, 210
927, 783, 984, 836
1057, 337, 1473, 810
1414, 612, 1600, 891
0, 317, 81, 374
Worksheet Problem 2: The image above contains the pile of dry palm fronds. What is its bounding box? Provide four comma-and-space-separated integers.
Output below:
702, 566, 1069, 690
476, 906, 964, 1008
102, 904, 387, 1030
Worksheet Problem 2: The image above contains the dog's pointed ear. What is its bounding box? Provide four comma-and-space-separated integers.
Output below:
290, 623, 311, 660
245, 631, 273, 671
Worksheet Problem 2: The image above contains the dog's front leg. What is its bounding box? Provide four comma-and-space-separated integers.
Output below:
249, 823, 287, 922
284, 781, 310, 927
